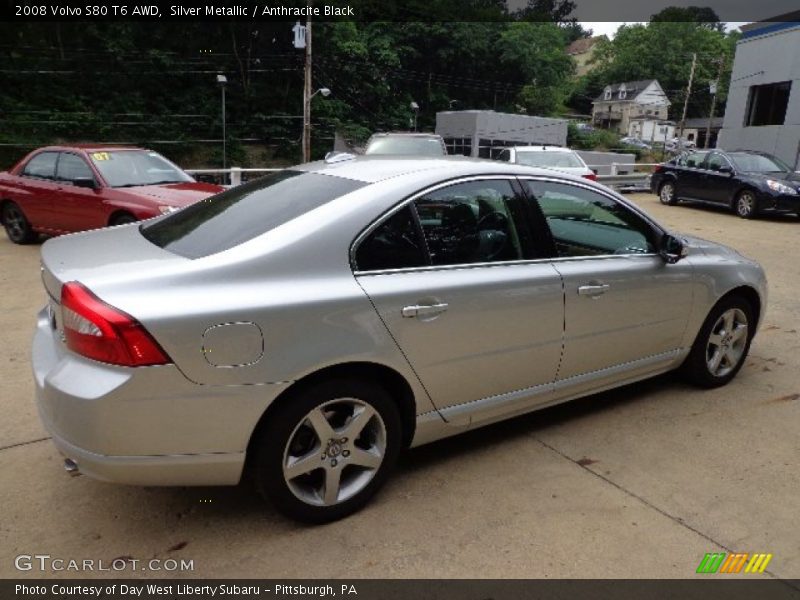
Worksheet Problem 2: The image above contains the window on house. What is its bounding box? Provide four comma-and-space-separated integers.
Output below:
618, 86, 627, 100
604, 88, 612, 100
745, 82, 791, 126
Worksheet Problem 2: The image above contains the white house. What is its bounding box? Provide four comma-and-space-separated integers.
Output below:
592, 80, 671, 133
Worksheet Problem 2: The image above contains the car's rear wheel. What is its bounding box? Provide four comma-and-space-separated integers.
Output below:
110, 212, 137, 226
659, 181, 678, 205
252, 378, 402, 523
1, 201, 37, 244
682, 295, 754, 388
735, 190, 758, 219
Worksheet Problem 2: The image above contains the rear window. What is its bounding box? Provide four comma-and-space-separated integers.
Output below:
365, 137, 445, 156
515, 151, 583, 169
140, 170, 365, 258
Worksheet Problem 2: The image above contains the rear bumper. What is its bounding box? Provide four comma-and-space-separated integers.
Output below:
32, 307, 287, 486
49, 430, 244, 486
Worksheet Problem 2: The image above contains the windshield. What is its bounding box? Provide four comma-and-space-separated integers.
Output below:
728, 153, 790, 173
515, 151, 584, 169
365, 137, 445, 156
89, 150, 194, 187
140, 170, 365, 258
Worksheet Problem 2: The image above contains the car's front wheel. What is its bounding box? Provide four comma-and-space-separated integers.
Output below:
735, 190, 758, 219
659, 181, 678, 205
2, 201, 37, 244
252, 378, 402, 523
682, 295, 754, 388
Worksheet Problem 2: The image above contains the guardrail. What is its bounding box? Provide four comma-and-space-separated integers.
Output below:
185, 167, 280, 186
187, 163, 660, 193
588, 162, 658, 192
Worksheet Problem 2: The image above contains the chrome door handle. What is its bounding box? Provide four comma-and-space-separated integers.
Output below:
402, 303, 449, 318
577, 284, 610, 297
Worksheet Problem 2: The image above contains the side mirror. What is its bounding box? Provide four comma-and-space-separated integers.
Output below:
659, 234, 688, 264
718, 165, 733, 175
73, 177, 97, 189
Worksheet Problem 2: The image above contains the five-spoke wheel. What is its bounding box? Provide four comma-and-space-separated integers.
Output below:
683, 295, 754, 388
252, 379, 401, 523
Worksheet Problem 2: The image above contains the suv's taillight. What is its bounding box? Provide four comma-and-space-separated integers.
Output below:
582, 173, 597, 181
60, 282, 170, 367
653, 165, 664, 173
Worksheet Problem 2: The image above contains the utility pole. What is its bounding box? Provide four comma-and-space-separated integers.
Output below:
705, 55, 725, 149
302, 12, 313, 163
678, 52, 697, 148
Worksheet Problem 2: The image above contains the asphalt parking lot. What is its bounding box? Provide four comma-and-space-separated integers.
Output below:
1, 192, 799, 580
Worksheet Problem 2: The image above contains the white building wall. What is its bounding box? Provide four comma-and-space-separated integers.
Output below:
718, 23, 800, 168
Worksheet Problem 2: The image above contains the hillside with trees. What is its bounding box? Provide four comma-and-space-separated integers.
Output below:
0, 4, 739, 168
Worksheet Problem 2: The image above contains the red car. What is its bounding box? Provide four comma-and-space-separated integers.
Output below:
0, 145, 224, 244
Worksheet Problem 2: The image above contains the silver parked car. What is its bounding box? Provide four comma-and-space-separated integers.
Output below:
33, 156, 767, 522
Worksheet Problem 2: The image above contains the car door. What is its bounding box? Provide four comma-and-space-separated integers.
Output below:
354, 177, 565, 424
520, 178, 694, 394
15, 151, 61, 230
675, 151, 709, 199
54, 152, 106, 231
699, 152, 738, 205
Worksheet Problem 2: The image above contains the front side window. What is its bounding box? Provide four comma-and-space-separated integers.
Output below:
142, 170, 365, 259
683, 151, 708, 168
705, 153, 730, 172
524, 180, 656, 257
22, 152, 58, 180
415, 180, 526, 266
56, 153, 94, 183
89, 150, 193, 187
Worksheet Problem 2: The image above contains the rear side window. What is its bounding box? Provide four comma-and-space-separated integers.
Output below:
22, 152, 58, 179
355, 206, 427, 271
140, 171, 365, 259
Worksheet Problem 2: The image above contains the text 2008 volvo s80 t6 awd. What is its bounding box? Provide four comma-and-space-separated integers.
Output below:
33, 156, 767, 522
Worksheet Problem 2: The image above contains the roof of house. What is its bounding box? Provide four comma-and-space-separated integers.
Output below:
566, 36, 603, 55
594, 80, 658, 102
683, 117, 724, 129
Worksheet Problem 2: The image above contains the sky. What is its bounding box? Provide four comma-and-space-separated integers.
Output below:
581, 22, 749, 39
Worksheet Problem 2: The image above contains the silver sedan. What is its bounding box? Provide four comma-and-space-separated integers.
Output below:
32, 156, 767, 522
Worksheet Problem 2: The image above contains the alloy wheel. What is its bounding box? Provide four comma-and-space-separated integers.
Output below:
282, 398, 387, 507
3, 204, 27, 241
659, 183, 675, 205
706, 308, 748, 378
736, 192, 755, 218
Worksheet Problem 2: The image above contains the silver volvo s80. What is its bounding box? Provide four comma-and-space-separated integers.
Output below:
32, 156, 767, 522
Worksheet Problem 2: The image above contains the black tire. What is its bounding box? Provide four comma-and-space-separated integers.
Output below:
734, 190, 758, 219
681, 295, 755, 388
251, 378, 402, 523
658, 180, 678, 205
2, 201, 37, 244
110, 212, 137, 226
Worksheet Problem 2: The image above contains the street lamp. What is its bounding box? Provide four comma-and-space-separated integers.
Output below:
410, 101, 419, 132
303, 87, 331, 162
216, 74, 227, 173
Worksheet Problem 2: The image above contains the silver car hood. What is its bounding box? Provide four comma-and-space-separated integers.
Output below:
681, 234, 754, 262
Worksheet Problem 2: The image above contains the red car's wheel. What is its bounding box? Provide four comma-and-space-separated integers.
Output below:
2, 202, 37, 244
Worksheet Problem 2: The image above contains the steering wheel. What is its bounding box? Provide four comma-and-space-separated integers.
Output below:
478, 211, 509, 232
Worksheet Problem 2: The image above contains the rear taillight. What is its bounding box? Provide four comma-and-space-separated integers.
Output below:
60, 282, 171, 367
653, 165, 664, 173
582, 173, 597, 181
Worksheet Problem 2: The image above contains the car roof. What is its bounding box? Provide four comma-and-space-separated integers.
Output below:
297, 155, 579, 184
511, 146, 575, 152
34, 145, 146, 153
368, 132, 442, 139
